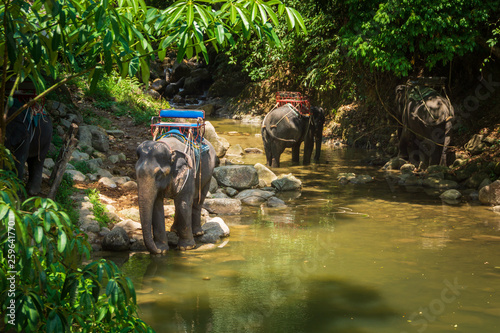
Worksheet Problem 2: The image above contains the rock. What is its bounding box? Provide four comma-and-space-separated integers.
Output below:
95, 168, 113, 178
479, 178, 492, 190
213, 165, 259, 190
114, 219, 142, 234
465, 172, 490, 189
226, 144, 244, 156
80, 219, 100, 233
152, 78, 167, 92
203, 198, 242, 215
111, 176, 130, 185
90, 125, 110, 153
71, 150, 90, 162
254, 163, 277, 186
245, 148, 263, 154
47, 100, 68, 117
122, 181, 138, 191
98, 177, 117, 189
337, 173, 356, 184
78, 125, 94, 154
204, 121, 229, 158
209, 176, 218, 193
104, 211, 121, 223
211, 191, 229, 199
427, 165, 450, 174
272, 174, 302, 191
350, 174, 373, 184
108, 155, 121, 164
106, 130, 125, 139
65, 170, 86, 182
235, 189, 275, 206
102, 226, 130, 251
422, 178, 458, 190
44, 158, 55, 170
266, 196, 287, 208
479, 180, 500, 205
465, 134, 486, 155
130, 238, 147, 251
204, 217, 230, 237
382, 157, 408, 170
440, 189, 462, 204
400, 163, 416, 174
224, 187, 239, 197
87, 158, 103, 172
119, 208, 141, 222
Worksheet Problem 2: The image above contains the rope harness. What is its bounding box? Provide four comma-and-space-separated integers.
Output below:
156, 130, 210, 202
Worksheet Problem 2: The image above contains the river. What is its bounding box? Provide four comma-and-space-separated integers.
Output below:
120, 118, 500, 333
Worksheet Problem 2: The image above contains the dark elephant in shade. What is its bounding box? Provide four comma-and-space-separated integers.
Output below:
261, 104, 325, 168
5, 98, 53, 196
135, 136, 216, 254
395, 85, 454, 168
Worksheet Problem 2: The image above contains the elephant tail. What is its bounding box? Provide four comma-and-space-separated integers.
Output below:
263, 124, 298, 143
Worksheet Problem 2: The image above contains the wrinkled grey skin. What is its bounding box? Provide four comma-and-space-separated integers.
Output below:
5, 100, 53, 196
261, 104, 325, 168
136, 137, 216, 254
395, 85, 454, 168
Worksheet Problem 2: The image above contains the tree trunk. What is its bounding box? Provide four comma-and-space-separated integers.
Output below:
48, 123, 79, 199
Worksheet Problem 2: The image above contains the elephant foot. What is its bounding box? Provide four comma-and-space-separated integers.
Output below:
177, 239, 196, 251
154, 241, 169, 254
193, 228, 204, 237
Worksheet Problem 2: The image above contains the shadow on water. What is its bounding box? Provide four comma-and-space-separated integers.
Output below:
127, 254, 398, 333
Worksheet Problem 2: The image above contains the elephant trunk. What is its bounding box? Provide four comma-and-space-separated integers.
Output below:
137, 182, 162, 254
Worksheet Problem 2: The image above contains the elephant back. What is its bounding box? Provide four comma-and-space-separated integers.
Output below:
408, 87, 454, 126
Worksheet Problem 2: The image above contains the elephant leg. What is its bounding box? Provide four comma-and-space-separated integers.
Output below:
26, 155, 45, 196
152, 193, 169, 252
263, 133, 273, 167
192, 180, 210, 236
271, 144, 284, 168
174, 197, 196, 250
291, 143, 301, 165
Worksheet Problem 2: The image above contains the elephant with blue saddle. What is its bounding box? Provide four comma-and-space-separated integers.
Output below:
136, 130, 217, 254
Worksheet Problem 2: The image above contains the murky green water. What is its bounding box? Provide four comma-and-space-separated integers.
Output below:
121, 119, 500, 333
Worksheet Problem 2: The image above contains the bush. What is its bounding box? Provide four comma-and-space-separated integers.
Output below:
0, 146, 154, 332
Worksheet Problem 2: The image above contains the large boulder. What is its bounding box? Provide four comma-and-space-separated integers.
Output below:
271, 174, 302, 191
102, 226, 130, 251
479, 180, 500, 205
204, 121, 229, 157
254, 163, 277, 186
202, 198, 242, 215
235, 189, 275, 206
213, 165, 259, 190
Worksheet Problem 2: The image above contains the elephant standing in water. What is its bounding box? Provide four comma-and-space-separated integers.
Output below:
5, 97, 53, 196
395, 85, 454, 168
136, 135, 216, 254
261, 104, 325, 168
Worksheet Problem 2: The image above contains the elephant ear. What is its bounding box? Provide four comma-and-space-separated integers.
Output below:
414, 95, 451, 126
170, 150, 194, 194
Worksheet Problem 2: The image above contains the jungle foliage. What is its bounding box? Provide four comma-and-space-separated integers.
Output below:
0, 0, 306, 145
0, 148, 154, 332
227, 0, 500, 104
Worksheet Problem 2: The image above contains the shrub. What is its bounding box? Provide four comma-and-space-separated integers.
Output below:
0, 146, 154, 332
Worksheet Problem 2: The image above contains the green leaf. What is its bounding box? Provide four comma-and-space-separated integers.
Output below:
235, 6, 250, 32
34, 226, 43, 243
104, 30, 113, 49
230, 5, 237, 24
128, 57, 140, 77
215, 23, 225, 44
57, 230, 67, 253
140, 57, 150, 88
187, 3, 194, 27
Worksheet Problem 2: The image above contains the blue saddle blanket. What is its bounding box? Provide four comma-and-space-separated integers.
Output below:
157, 129, 210, 154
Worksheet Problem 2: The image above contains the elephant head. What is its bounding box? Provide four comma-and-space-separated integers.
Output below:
303, 106, 325, 164
136, 140, 193, 254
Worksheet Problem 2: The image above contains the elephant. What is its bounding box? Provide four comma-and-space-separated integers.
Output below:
5, 97, 53, 196
135, 133, 216, 254
395, 85, 454, 168
261, 104, 325, 168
